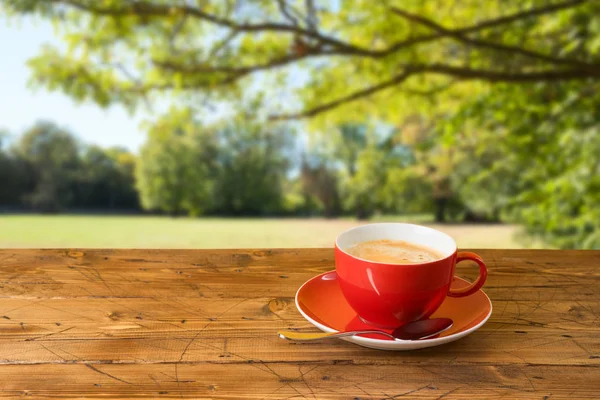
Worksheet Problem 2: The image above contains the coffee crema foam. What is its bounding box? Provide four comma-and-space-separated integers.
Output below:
346, 239, 444, 264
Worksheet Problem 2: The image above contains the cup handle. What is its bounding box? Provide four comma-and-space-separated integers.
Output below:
447, 252, 487, 298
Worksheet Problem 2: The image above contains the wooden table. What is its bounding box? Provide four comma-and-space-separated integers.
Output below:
0, 249, 598, 399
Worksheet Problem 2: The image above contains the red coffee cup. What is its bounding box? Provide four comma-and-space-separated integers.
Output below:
335, 223, 487, 328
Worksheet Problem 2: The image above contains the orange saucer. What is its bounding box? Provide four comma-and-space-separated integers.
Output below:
295, 271, 492, 350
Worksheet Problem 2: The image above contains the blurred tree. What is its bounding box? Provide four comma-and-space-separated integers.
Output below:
381, 166, 434, 216
107, 147, 140, 209
334, 125, 394, 219
310, 123, 427, 219
300, 152, 341, 217
329, 124, 370, 218
0, 130, 30, 206
371, 129, 435, 216
107, 148, 140, 209
393, 117, 465, 222
136, 109, 217, 216
77, 146, 140, 209
15, 122, 81, 212
281, 178, 307, 215
213, 122, 293, 215
445, 80, 600, 248
334, 124, 368, 178
1, 125, 140, 211
330, 123, 393, 219
342, 146, 387, 220
137, 109, 293, 216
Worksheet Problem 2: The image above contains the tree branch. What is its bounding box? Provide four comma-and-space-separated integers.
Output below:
459, 0, 587, 33
112, 62, 154, 111
269, 70, 415, 120
389, 6, 597, 69
123, 76, 241, 94
168, 15, 187, 54
420, 64, 599, 81
208, 29, 240, 58
305, 0, 318, 32
400, 80, 460, 97
145, 0, 591, 84
149, 0, 593, 84
46, 0, 372, 56
270, 64, 599, 120
43, 0, 589, 63
376, 0, 588, 57
152, 52, 313, 75
276, 0, 299, 26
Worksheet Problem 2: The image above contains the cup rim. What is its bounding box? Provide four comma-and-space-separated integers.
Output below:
335, 222, 457, 266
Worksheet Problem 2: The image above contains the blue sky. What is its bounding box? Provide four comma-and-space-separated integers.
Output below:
0, 18, 146, 152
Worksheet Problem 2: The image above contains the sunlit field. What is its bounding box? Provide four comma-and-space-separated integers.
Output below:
0, 215, 530, 249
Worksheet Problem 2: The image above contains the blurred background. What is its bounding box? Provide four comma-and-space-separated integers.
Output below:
0, 0, 598, 249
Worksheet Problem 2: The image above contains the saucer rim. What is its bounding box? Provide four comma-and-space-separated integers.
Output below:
295, 270, 493, 345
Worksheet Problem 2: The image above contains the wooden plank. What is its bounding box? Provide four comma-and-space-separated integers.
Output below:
0, 249, 597, 301
1, 363, 599, 399
0, 298, 598, 365
0, 249, 599, 399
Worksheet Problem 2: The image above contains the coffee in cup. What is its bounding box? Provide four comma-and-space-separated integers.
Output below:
346, 239, 444, 264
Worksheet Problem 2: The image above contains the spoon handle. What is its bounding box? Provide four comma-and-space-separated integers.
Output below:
278, 330, 394, 341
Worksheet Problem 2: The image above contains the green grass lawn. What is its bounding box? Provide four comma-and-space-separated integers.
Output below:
0, 214, 532, 249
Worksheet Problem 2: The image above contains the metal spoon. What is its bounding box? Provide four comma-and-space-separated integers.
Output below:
278, 318, 453, 342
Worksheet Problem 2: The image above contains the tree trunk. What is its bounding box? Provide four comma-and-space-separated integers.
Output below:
355, 197, 373, 221
492, 208, 501, 222
355, 207, 369, 221
434, 198, 446, 223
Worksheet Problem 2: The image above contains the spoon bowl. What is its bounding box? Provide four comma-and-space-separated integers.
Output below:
391, 317, 454, 340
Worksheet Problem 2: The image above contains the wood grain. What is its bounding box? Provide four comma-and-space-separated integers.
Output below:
0, 249, 599, 399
